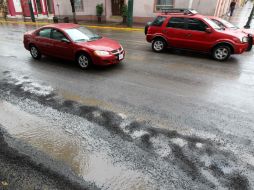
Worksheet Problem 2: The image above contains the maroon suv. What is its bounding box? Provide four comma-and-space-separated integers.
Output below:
145, 9, 249, 61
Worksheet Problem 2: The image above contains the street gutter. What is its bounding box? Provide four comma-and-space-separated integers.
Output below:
0, 20, 144, 32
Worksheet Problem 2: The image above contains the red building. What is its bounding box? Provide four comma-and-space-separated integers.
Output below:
7, 0, 55, 18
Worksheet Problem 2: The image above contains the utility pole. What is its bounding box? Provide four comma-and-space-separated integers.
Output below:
127, 0, 133, 27
244, 2, 254, 29
28, 0, 35, 22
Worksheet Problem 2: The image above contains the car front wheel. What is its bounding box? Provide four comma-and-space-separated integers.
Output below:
152, 39, 166, 53
76, 53, 92, 70
30, 45, 41, 60
212, 46, 231, 61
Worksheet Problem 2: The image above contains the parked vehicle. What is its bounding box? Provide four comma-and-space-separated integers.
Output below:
23, 23, 125, 69
209, 16, 253, 51
145, 9, 249, 61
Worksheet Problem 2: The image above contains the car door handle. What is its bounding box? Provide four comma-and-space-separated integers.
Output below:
186, 33, 192, 37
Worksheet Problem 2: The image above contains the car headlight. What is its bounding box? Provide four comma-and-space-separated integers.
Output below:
94, 50, 110, 56
242, 36, 248, 43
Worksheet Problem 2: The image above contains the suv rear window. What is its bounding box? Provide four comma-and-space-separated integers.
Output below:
151, 16, 166, 26
167, 17, 185, 29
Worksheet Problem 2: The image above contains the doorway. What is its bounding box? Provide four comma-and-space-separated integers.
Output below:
111, 0, 124, 16
36, 0, 42, 14
46, 0, 54, 14
21, 0, 31, 17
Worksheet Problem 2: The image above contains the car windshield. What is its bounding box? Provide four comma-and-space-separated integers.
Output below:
204, 17, 222, 30
64, 27, 102, 42
218, 19, 238, 29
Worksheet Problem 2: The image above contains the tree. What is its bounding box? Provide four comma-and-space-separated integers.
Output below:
0, 0, 8, 20
70, 0, 77, 23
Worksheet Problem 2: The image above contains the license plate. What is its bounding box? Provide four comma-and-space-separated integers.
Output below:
119, 53, 124, 60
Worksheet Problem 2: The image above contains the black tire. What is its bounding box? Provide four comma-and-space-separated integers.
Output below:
152, 38, 166, 53
246, 44, 253, 51
212, 45, 231, 61
76, 53, 92, 70
30, 45, 41, 60
246, 37, 253, 51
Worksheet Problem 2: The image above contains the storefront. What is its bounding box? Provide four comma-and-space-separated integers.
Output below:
7, 0, 55, 17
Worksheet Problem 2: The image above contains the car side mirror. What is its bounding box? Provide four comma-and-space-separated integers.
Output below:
205, 28, 212, 33
61, 38, 70, 43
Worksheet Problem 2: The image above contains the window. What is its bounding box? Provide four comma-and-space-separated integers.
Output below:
151, 16, 166, 26
64, 27, 101, 42
203, 18, 221, 30
167, 17, 185, 29
38, 28, 51, 38
211, 18, 238, 29
51, 29, 67, 41
155, 0, 173, 12
74, 0, 84, 12
211, 19, 224, 28
187, 18, 207, 31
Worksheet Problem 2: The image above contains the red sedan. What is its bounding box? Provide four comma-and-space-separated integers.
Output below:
23, 23, 125, 69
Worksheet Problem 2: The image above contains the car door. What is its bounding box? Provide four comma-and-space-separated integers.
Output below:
183, 18, 214, 52
50, 29, 74, 60
163, 17, 188, 48
35, 28, 53, 55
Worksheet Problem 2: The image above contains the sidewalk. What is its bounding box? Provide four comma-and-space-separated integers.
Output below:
228, 0, 254, 28
1, 14, 144, 31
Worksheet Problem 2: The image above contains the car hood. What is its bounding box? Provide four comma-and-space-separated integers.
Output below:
219, 29, 248, 38
78, 37, 121, 51
241, 29, 254, 36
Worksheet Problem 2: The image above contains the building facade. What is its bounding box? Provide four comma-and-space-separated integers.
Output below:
6, 0, 243, 23
7, 0, 55, 18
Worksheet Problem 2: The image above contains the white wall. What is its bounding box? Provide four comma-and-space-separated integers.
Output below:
191, 0, 218, 15
132, 0, 218, 18
54, 0, 72, 15
175, 0, 189, 8
55, 0, 105, 16
175, 0, 218, 15
133, 0, 155, 17
54, 0, 220, 21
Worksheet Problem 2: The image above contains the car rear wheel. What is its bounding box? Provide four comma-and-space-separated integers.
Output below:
30, 45, 41, 60
212, 45, 231, 61
76, 53, 92, 70
152, 39, 166, 53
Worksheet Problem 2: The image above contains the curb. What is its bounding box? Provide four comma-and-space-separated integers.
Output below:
0, 20, 144, 32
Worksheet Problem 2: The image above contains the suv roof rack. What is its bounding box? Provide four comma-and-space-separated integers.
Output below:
161, 8, 198, 15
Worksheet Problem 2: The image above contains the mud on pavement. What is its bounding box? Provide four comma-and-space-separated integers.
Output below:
0, 70, 253, 190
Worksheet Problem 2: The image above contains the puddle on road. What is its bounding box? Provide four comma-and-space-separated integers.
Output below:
0, 100, 85, 174
0, 100, 153, 190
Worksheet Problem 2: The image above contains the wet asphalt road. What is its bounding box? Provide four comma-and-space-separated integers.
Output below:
0, 23, 254, 190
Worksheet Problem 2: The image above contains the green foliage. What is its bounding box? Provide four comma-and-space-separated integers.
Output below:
122, 4, 128, 17
96, 3, 103, 16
